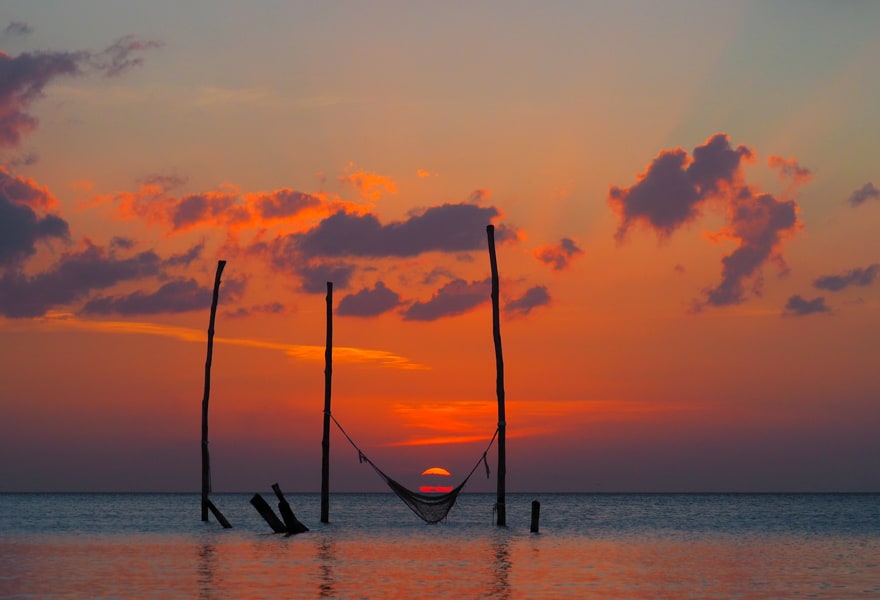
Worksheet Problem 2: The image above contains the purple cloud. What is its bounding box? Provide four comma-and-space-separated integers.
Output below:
294, 203, 515, 259
0, 38, 159, 147
224, 302, 285, 319
783, 295, 830, 317
703, 191, 798, 307
0, 243, 161, 318
813, 264, 879, 292
90, 35, 162, 78
338, 281, 401, 317
505, 285, 550, 317
610, 134, 802, 310
171, 192, 238, 230
534, 238, 583, 271
402, 278, 490, 321
294, 261, 356, 294
82, 278, 210, 315
82, 273, 245, 316
253, 189, 321, 220
847, 183, 879, 207
609, 134, 752, 241
163, 242, 204, 267
0, 49, 82, 147
0, 169, 70, 267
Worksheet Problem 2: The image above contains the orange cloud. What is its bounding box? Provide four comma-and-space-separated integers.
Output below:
339, 166, 398, 200
534, 238, 583, 271
89, 178, 363, 236
33, 314, 427, 369
768, 155, 813, 186
0, 166, 59, 211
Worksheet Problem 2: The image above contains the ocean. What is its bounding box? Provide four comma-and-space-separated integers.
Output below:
1, 493, 878, 598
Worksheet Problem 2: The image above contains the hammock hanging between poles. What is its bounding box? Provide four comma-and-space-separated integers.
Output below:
330, 414, 498, 524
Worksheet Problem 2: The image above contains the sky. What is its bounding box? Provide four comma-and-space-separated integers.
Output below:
1, 1, 878, 494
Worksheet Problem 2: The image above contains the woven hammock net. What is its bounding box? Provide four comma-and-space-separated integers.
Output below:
331, 415, 497, 524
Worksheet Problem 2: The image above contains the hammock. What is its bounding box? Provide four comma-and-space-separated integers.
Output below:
330, 414, 498, 524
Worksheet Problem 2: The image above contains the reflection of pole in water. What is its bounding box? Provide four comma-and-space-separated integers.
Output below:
197, 542, 217, 600
316, 538, 337, 598
490, 535, 512, 599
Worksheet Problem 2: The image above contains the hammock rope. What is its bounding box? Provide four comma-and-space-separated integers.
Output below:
329, 413, 499, 523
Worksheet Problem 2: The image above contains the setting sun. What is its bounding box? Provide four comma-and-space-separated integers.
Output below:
421, 467, 451, 477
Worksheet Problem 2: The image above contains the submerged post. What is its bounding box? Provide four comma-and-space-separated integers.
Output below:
320, 281, 333, 523
487, 225, 506, 527
530, 500, 541, 533
202, 260, 226, 522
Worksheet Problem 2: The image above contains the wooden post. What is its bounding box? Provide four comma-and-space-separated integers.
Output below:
273, 483, 310, 534
206, 499, 232, 529
530, 500, 541, 533
487, 225, 506, 527
202, 260, 226, 522
320, 281, 333, 523
250, 494, 287, 533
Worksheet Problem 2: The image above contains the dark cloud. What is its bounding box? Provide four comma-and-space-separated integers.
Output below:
0, 49, 82, 147
846, 182, 879, 207
294, 203, 515, 259
610, 134, 752, 240
163, 242, 204, 267
337, 281, 401, 317
171, 192, 238, 230
109, 236, 136, 250
252, 189, 321, 220
82, 278, 210, 315
783, 295, 830, 317
813, 264, 879, 292
402, 278, 490, 321
82, 270, 245, 316
0, 168, 70, 266
0, 38, 158, 147
703, 191, 799, 307
610, 134, 802, 310
3, 21, 33, 37
505, 285, 550, 317
0, 243, 161, 318
295, 261, 356, 294
534, 237, 583, 271
90, 35, 163, 78
224, 302, 285, 319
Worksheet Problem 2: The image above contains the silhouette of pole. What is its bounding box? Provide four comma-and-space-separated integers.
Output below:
487, 225, 506, 527
320, 281, 333, 523
201, 260, 226, 522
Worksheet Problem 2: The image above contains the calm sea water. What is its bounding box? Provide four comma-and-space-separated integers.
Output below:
1, 493, 879, 598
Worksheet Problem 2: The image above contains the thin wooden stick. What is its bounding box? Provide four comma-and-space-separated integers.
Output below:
201, 260, 226, 522
320, 281, 333, 523
487, 225, 506, 527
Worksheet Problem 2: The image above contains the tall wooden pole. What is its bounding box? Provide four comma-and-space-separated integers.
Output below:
487, 225, 506, 526
320, 281, 333, 523
201, 260, 226, 521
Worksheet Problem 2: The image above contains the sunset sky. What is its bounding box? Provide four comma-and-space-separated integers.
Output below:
1, 2, 878, 494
